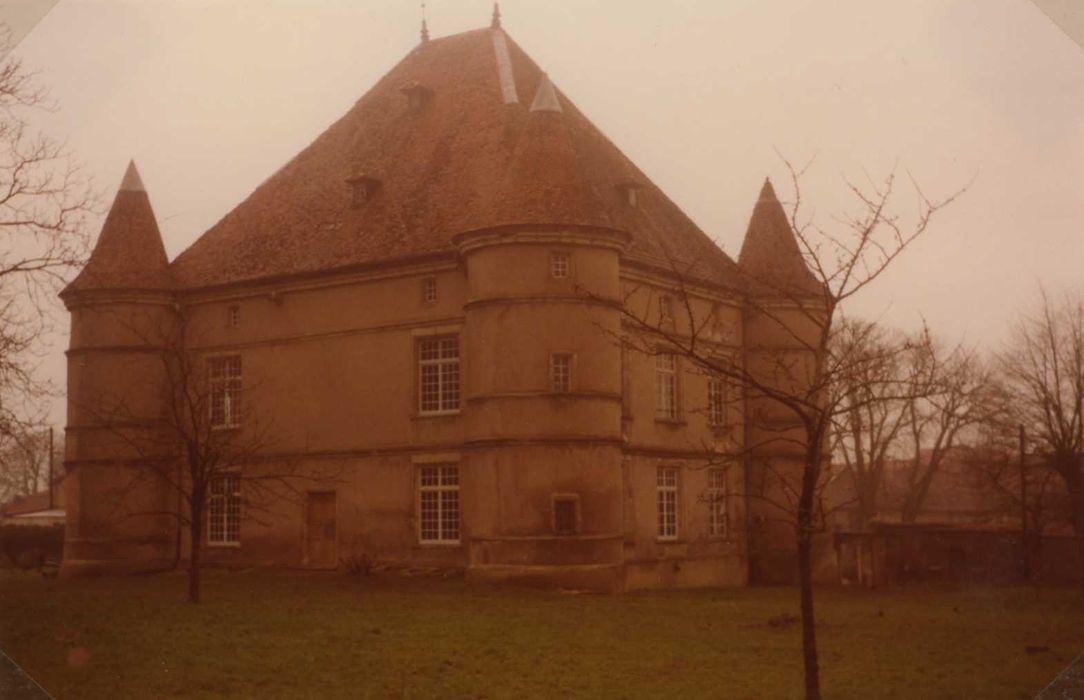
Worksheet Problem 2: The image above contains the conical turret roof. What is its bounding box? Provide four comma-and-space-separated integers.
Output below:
738, 178, 821, 296
170, 25, 738, 289
63, 161, 172, 296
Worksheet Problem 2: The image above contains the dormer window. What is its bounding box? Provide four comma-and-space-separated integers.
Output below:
346, 174, 381, 208
400, 82, 433, 112
615, 180, 642, 207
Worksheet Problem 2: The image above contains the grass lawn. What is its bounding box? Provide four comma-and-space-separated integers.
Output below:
1, 570, 1082, 699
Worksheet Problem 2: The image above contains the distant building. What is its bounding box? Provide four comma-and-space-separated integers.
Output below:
59, 13, 820, 589
1, 487, 65, 527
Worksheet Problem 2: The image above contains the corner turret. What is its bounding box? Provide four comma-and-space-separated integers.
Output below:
60, 161, 177, 576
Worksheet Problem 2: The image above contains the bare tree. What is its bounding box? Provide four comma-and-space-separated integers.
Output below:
896, 342, 989, 522
997, 288, 1084, 587
82, 310, 338, 603
616, 159, 964, 700
831, 319, 925, 529
0, 25, 94, 444
0, 426, 61, 504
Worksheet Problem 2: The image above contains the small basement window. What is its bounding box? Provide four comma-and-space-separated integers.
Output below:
553, 496, 579, 536
346, 174, 381, 208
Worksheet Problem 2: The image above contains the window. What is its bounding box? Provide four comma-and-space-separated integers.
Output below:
655, 353, 678, 420
708, 378, 727, 426
208, 355, 242, 429
551, 353, 573, 393
659, 295, 674, 323
657, 467, 678, 540
226, 304, 240, 329
418, 465, 459, 543
418, 336, 460, 414
422, 277, 437, 304
550, 252, 570, 279
707, 468, 728, 537
208, 473, 241, 545
553, 497, 579, 535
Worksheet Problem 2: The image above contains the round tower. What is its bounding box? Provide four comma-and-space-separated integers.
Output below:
59, 161, 178, 575
453, 72, 631, 590
738, 178, 827, 584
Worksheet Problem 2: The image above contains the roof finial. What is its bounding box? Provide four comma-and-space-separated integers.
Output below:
420, 2, 429, 43
119, 159, 146, 193
491, 2, 501, 29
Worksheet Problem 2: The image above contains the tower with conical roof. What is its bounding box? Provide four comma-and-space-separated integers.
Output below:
738, 178, 825, 584
60, 161, 177, 576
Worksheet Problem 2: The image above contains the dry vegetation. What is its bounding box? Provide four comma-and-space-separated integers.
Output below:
2, 571, 1082, 699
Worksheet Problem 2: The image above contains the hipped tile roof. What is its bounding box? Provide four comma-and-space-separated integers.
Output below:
169, 27, 740, 290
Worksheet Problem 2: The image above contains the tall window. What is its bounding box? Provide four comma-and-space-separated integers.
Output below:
550, 252, 570, 279
208, 473, 241, 545
418, 464, 460, 543
551, 353, 573, 393
422, 277, 437, 304
208, 355, 242, 429
657, 467, 678, 540
707, 468, 728, 537
655, 353, 678, 420
707, 378, 727, 426
418, 336, 460, 414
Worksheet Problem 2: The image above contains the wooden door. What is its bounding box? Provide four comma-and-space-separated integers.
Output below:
306, 492, 337, 568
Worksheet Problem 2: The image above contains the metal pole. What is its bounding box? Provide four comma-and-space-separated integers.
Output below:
1019, 424, 1028, 580
47, 426, 54, 510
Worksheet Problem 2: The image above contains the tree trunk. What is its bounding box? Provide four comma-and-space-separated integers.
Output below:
797, 436, 822, 700
797, 513, 821, 700
188, 511, 202, 604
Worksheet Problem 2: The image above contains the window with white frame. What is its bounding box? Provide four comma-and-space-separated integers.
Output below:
657, 467, 679, 540
707, 467, 728, 537
551, 353, 573, 393
422, 277, 437, 304
708, 377, 727, 426
418, 464, 460, 543
550, 252, 570, 279
208, 355, 242, 429
655, 353, 678, 420
418, 336, 460, 414
207, 473, 241, 545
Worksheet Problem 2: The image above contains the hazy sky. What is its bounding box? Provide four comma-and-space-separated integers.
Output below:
6, 0, 1084, 427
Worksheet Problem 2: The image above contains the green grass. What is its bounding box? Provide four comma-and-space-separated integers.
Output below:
2, 570, 1082, 699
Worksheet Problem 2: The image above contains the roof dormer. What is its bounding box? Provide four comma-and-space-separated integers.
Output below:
615, 179, 643, 208
400, 82, 433, 112
346, 174, 381, 208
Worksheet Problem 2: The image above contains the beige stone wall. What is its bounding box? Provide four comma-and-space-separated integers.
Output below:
64, 234, 778, 589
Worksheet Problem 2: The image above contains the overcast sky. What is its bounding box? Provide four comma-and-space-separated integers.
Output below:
6, 0, 1084, 427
